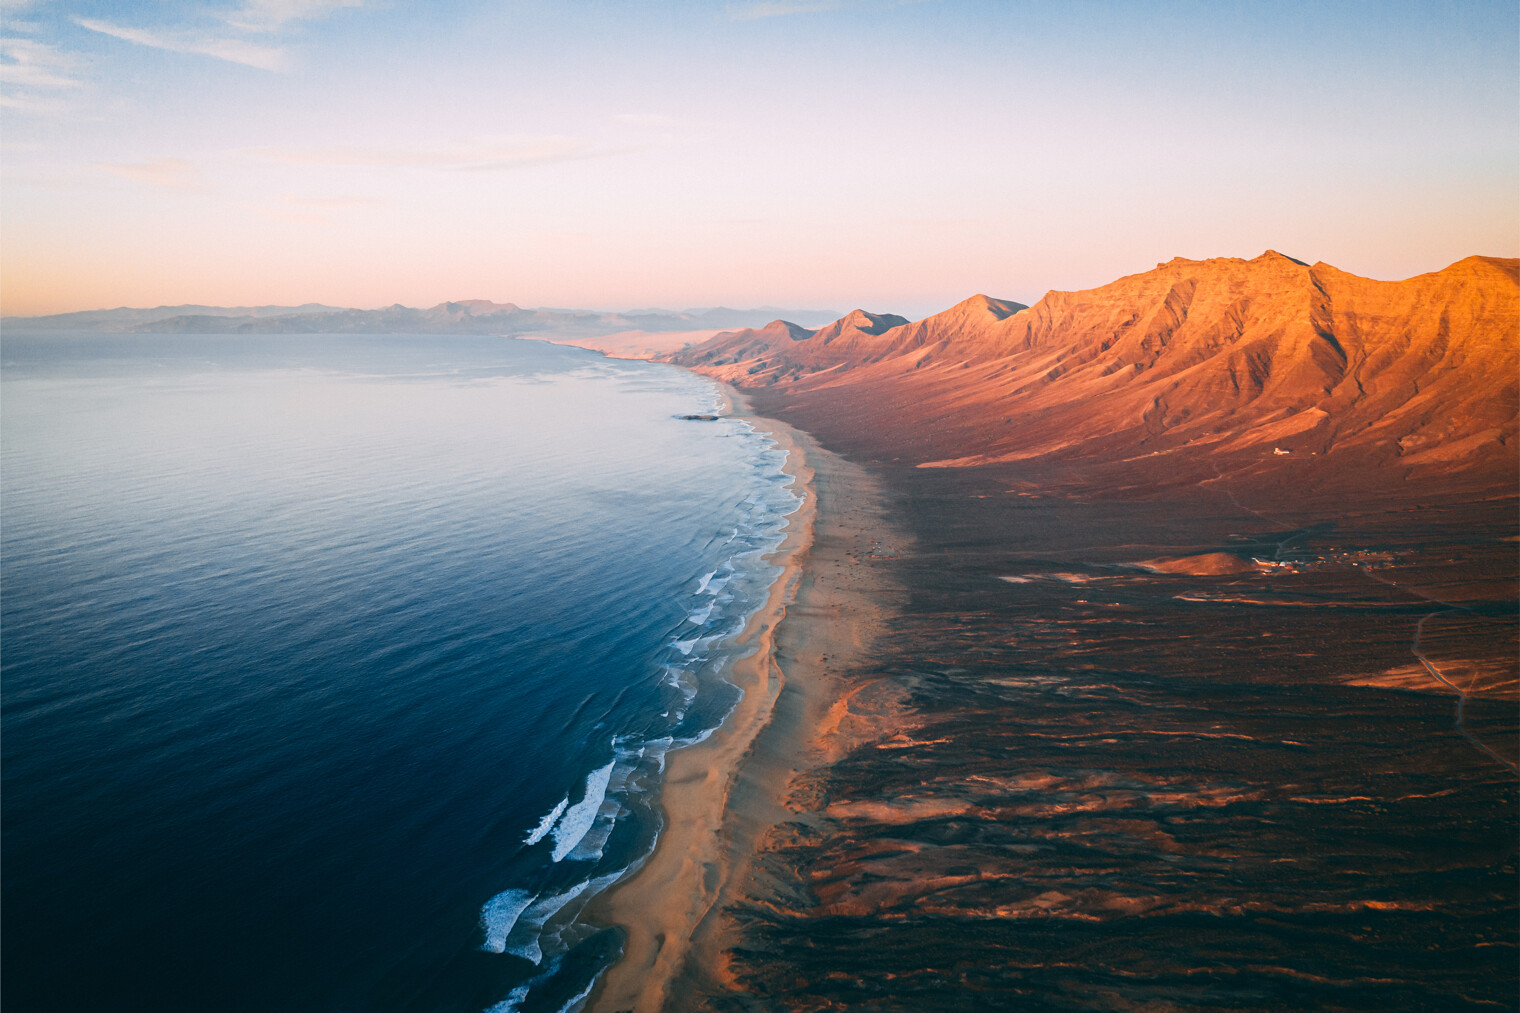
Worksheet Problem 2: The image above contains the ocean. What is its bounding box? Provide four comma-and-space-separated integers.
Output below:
0, 333, 801, 1012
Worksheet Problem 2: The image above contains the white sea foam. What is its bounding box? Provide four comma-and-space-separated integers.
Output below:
662, 668, 699, 705
485, 985, 531, 1013
479, 889, 535, 954
550, 759, 616, 862
502, 869, 619, 966
566, 798, 619, 863
554, 975, 598, 1013
560, 752, 646, 863
502, 882, 590, 963
485, 384, 806, 1005
606, 762, 633, 791
682, 725, 717, 746
642, 736, 673, 772
524, 796, 568, 845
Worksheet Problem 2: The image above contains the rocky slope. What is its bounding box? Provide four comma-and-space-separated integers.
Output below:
668, 253, 1518, 497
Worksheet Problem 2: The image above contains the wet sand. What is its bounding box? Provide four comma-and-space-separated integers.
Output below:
587, 389, 900, 1013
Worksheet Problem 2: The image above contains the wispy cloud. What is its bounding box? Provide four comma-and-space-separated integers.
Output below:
0, 34, 85, 113
223, 0, 367, 32
0, 36, 82, 89
74, 18, 286, 71
248, 136, 613, 170
726, 1, 840, 20
70, 2, 367, 71
96, 157, 203, 190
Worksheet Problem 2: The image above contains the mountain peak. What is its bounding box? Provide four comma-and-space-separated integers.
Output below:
1443, 255, 1520, 284
945, 293, 1024, 321
1152, 252, 1309, 273
1255, 250, 1309, 267
758, 319, 814, 341
841, 309, 909, 333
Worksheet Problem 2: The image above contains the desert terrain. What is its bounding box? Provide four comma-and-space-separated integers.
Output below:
618, 253, 1519, 1010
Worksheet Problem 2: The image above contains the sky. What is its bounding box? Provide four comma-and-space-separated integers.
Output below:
2, 0, 1517, 319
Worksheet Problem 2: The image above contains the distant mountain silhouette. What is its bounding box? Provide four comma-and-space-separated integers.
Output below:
8, 302, 842, 336
8, 303, 345, 330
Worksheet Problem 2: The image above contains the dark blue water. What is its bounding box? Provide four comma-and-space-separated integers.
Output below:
1, 333, 800, 1013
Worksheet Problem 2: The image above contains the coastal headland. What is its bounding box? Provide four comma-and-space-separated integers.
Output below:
587, 253, 1518, 1010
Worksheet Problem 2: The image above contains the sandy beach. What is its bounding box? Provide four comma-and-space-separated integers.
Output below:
586, 389, 900, 1013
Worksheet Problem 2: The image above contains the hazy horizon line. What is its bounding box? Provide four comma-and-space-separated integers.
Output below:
8, 249, 1513, 325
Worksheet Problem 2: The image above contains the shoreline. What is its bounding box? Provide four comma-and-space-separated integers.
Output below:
586, 384, 897, 1012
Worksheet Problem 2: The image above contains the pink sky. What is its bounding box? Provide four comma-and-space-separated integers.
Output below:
3, 1, 1516, 319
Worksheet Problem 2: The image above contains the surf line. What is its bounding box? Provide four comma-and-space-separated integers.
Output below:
584, 388, 818, 1013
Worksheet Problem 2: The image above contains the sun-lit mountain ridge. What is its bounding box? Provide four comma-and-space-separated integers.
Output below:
667, 252, 1519, 495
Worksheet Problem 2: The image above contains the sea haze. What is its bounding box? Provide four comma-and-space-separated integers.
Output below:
0, 333, 800, 1012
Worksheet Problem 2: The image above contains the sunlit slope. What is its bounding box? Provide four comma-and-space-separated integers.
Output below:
669, 253, 1518, 491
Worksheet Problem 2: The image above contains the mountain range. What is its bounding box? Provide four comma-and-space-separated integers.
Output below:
666, 252, 1519, 499
7, 301, 843, 336
11, 254, 1514, 500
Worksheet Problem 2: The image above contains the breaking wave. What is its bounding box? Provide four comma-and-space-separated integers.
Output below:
471, 380, 802, 1012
